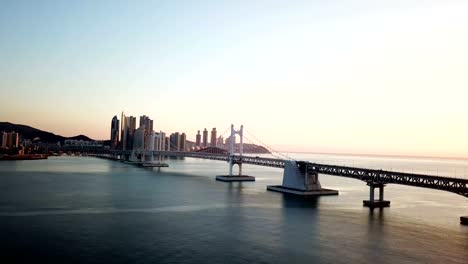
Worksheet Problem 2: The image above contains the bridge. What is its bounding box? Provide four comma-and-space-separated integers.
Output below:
99, 124, 468, 225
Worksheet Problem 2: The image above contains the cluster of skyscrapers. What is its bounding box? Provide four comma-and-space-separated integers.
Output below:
110, 113, 188, 152
194, 128, 228, 150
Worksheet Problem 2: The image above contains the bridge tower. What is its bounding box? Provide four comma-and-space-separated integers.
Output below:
216, 124, 255, 182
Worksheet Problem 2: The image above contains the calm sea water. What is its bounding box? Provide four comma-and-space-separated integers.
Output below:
0, 154, 467, 264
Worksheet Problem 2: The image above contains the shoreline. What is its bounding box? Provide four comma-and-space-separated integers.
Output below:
0, 154, 48, 161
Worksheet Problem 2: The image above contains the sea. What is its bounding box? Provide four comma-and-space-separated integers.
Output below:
0, 153, 467, 264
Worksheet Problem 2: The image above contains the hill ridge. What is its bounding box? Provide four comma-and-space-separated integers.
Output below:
0, 122, 94, 143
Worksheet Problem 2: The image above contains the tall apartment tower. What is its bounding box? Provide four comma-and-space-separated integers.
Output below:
127, 116, 136, 150
170, 132, 181, 151
195, 130, 201, 147
121, 112, 136, 150
110, 116, 120, 150
139, 115, 153, 132
133, 126, 145, 151
139, 115, 154, 150
210, 128, 217, 147
180, 133, 186, 152
1, 131, 19, 148
1, 132, 7, 148
217, 136, 224, 147
225, 135, 236, 146
202, 128, 208, 148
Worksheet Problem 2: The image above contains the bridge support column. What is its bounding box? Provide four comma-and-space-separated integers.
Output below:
363, 182, 390, 208
216, 157, 255, 182
267, 161, 339, 196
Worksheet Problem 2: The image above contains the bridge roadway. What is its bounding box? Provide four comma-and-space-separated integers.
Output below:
111, 150, 468, 198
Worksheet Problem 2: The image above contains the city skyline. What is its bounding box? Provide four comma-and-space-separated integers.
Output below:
2, 1, 468, 158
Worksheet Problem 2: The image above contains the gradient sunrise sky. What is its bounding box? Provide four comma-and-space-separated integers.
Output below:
1, 0, 468, 157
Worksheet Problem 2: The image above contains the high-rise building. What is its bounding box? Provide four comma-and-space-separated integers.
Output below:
210, 128, 217, 147
165, 136, 170, 151
195, 130, 201, 147
143, 130, 156, 151
133, 126, 145, 151
202, 128, 208, 148
225, 135, 236, 146
180, 133, 186, 152
1, 132, 6, 148
158, 132, 166, 151
155, 132, 164, 151
110, 116, 120, 150
1, 131, 19, 148
139, 115, 153, 133
121, 112, 136, 150
170, 132, 181, 151
139, 115, 154, 151
127, 116, 136, 150
217, 136, 224, 147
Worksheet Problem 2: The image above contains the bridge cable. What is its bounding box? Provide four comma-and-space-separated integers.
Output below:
243, 134, 292, 161
244, 129, 296, 161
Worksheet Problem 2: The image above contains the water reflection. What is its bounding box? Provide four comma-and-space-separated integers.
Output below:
281, 194, 319, 209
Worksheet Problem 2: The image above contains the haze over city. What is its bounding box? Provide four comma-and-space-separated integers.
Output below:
2, 0, 468, 157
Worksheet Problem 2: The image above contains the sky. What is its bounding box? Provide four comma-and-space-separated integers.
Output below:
1, 0, 468, 158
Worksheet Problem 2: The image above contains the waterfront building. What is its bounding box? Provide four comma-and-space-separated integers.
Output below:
225, 135, 236, 146
145, 131, 156, 151
157, 132, 166, 151
210, 128, 217, 147
180, 133, 186, 152
195, 130, 201, 147
64, 139, 104, 147
138, 115, 155, 151
1, 132, 6, 148
133, 126, 145, 151
1, 131, 19, 148
217, 136, 224, 147
128, 116, 136, 150
170, 132, 181, 151
202, 128, 208, 148
165, 136, 170, 151
139, 115, 153, 132
121, 112, 136, 150
110, 116, 119, 150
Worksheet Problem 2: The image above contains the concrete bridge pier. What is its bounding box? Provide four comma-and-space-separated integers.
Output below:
363, 182, 390, 208
267, 161, 339, 196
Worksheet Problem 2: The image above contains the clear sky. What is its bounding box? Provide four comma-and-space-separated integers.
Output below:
1, 0, 468, 158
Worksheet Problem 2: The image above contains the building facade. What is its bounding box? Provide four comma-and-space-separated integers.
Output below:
110, 116, 120, 150
133, 126, 145, 151
121, 112, 136, 150
210, 128, 217, 147
195, 130, 201, 147
180, 133, 186, 152
1, 132, 19, 148
202, 128, 208, 148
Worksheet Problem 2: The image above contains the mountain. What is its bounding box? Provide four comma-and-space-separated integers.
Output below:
0, 122, 94, 143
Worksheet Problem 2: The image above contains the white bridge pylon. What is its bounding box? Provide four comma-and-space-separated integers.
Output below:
228, 124, 243, 176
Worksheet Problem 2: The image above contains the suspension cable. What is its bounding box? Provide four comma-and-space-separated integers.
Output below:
244, 135, 284, 160
244, 129, 295, 161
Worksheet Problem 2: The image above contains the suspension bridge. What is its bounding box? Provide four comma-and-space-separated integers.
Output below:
96, 124, 468, 225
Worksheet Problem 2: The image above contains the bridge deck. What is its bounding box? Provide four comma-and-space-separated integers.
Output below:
108, 150, 468, 197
